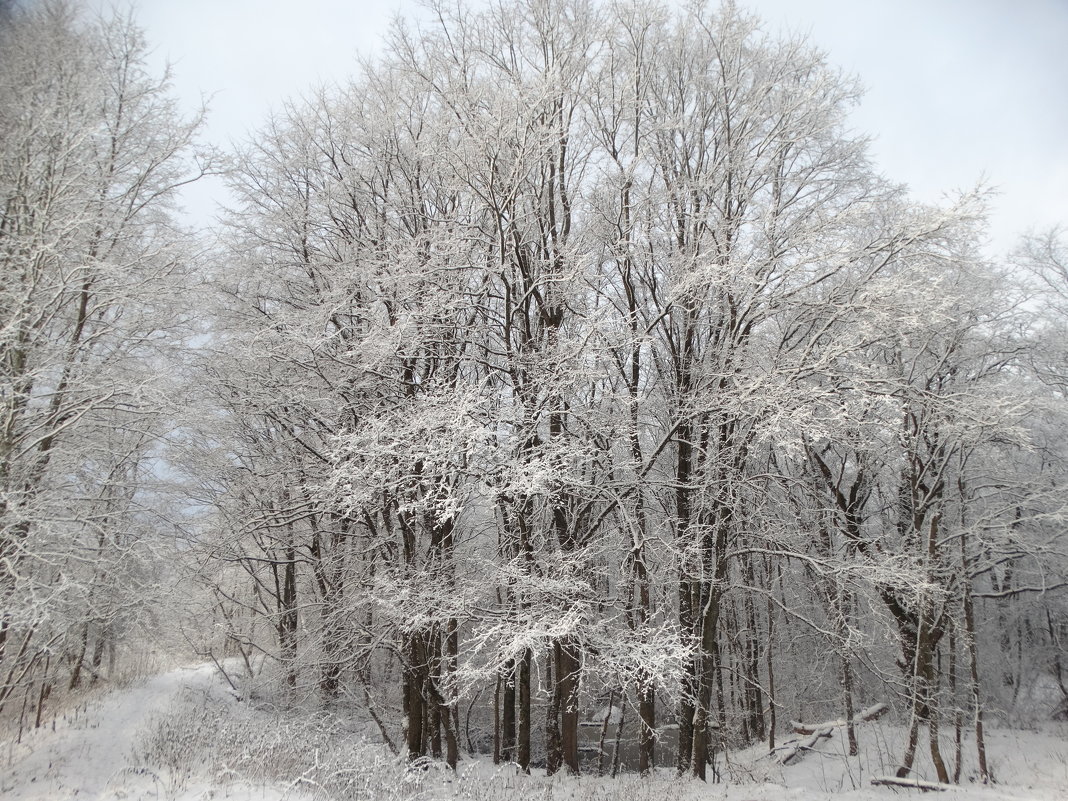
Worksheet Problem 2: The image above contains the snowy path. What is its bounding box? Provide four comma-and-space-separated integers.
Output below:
0, 663, 217, 800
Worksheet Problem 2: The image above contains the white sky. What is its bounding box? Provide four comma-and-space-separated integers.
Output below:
114, 0, 1068, 256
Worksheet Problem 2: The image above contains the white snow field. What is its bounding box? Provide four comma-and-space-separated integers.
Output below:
2, 663, 1066, 801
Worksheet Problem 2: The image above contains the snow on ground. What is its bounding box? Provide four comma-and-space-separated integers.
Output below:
747, 719, 1068, 801
0, 663, 305, 800
2, 664, 1066, 801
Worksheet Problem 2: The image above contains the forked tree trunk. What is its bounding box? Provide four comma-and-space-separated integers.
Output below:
894, 603, 949, 784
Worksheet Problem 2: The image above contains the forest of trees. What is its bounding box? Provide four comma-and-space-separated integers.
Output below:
2, 0, 1067, 786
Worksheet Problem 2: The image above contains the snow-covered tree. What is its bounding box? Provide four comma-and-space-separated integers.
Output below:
0, 0, 208, 709
188, 0, 1067, 784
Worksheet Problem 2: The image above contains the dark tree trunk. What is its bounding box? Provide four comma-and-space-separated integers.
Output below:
691, 584, 722, 780
493, 671, 501, 764
742, 558, 764, 743
675, 415, 696, 774
842, 652, 858, 757
545, 646, 562, 775
518, 648, 531, 771
964, 573, 988, 782
90, 625, 107, 684
638, 682, 656, 774
405, 634, 427, 760
676, 580, 696, 774
68, 622, 89, 691
279, 542, 299, 688
445, 618, 460, 770
501, 657, 516, 762
558, 636, 580, 774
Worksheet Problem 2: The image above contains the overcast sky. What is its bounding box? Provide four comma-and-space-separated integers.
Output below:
118, 0, 1068, 256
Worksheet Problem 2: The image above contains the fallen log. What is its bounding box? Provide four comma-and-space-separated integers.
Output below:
870, 775, 952, 792
790, 702, 889, 735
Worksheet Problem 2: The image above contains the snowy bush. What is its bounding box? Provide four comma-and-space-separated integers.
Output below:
135, 685, 415, 799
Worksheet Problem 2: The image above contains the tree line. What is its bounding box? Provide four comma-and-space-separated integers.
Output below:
2, 0, 1066, 785
0, 0, 207, 729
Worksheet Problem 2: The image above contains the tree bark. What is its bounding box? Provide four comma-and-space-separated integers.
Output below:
558, 636, 581, 774
518, 648, 531, 771
501, 657, 516, 762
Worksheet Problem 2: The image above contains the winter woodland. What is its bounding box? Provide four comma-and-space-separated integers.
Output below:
1, 0, 1067, 797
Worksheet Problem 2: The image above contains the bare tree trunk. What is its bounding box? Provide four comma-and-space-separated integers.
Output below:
430, 647, 443, 760
68, 622, 89, 691
280, 543, 299, 688
676, 414, 696, 775
963, 578, 989, 782
405, 634, 426, 760
545, 645, 561, 775
949, 624, 962, 783
842, 653, 858, 757
90, 624, 108, 684
691, 586, 722, 781
501, 657, 516, 762
676, 579, 696, 774
518, 648, 531, 772
638, 681, 655, 774
895, 608, 949, 783
597, 687, 615, 775
611, 693, 627, 777
445, 618, 460, 770
493, 671, 501, 764
958, 485, 990, 784
558, 636, 581, 774
927, 667, 950, 785
34, 653, 50, 730
838, 588, 858, 757
309, 520, 344, 699
898, 702, 922, 778
766, 579, 777, 752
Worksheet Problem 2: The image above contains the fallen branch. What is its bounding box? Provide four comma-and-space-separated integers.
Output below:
772, 702, 890, 765
871, 775, 952, 792
361, 682, 399, 756
773, 726, 834, 765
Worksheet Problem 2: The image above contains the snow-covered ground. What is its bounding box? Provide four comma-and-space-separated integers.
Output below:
2, 664, 1066, 801
0, 664, 302, 800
